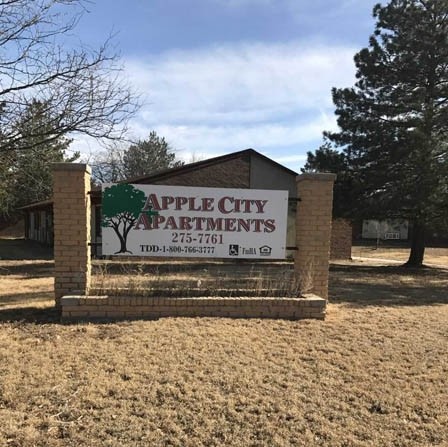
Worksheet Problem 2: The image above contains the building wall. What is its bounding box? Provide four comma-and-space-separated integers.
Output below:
248, 155, 298, 254
330, 218, 352, 260
150, 157, 251, 188
249, 155, 297, 198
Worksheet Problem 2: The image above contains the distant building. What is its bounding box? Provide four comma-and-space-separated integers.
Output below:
362, 219, 409, 241
20, 198, 54, 245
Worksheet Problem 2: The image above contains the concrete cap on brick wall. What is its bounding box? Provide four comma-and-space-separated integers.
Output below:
296, 173, 337, 183
52, 162, 91, 174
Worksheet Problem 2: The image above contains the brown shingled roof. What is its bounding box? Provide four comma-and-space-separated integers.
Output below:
123, 148, 298, 184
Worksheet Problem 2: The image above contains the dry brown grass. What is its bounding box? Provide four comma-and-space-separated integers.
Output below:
0, 243, 447, 446
353, 245, 448, 266
0, 260, 54, 306
91, 261, 302, 297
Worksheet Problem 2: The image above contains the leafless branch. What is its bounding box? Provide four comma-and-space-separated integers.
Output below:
0, 0, 139, 153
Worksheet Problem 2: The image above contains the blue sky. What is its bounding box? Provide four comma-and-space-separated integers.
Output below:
74, 0, 381, 171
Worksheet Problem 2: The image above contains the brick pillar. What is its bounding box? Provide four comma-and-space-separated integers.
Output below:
295, 173, 336, 299
53, 163, 91, 307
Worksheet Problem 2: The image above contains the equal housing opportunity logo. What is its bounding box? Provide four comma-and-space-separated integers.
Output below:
259, 245, 272, 256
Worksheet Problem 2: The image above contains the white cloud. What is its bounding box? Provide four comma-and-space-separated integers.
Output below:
126, 41, 356, 125
134, 110, 338, 172
274, 154, 309, 163
148, 111, 338, 153
73, 40, 356, 170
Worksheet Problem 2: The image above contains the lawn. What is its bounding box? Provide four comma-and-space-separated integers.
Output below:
0, 242, 447, 446
352, 244, 448, 266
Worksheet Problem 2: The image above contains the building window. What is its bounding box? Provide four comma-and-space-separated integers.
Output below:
34, 211, 40, 230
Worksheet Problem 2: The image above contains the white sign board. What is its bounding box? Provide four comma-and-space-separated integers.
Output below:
101, 184, 288, 259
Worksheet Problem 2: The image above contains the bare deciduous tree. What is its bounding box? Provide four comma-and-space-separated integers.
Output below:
90, 143, 126, 184
0, 0, 139, 153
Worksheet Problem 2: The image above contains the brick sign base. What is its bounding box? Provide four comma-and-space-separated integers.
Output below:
53, 163, 335, 321
61, 294, 326, 321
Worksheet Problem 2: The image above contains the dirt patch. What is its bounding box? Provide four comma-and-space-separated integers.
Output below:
352, 245, 448, 266
0, 257, 447, 446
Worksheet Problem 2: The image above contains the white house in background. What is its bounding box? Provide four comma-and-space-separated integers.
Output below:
362, 219, 409, 240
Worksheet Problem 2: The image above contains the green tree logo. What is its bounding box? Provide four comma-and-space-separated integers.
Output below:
102, 184, 156, 254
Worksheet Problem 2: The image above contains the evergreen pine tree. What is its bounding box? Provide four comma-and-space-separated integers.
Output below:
122, 131, 183, 179
0, 100, 76, 221
327, 0, 448, 266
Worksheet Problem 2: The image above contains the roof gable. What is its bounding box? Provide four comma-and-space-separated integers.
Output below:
126, 148, 298, 184
21, 149, 299, 209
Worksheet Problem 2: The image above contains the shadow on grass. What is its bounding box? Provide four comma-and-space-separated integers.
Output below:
0, 291, 53, 305
331, 263, 448, 278
0, 305, 60, 324
0, 238, 53, 260
330, 264, 448, 307
0, 261, 54, 278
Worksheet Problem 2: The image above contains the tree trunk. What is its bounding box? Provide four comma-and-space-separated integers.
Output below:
113, 227, 131, 254
405, 221, 426, 267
